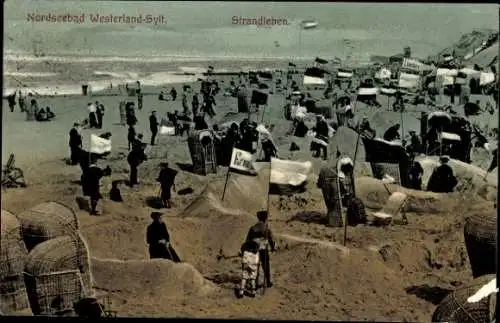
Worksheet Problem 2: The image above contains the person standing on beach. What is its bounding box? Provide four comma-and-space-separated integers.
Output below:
245, 210, 275, 289
149, 111, 159, 145
88, 102, 98, 128
127, 134, 147, 187
127, 125, 136, 151
96, 104, 104, 129
192, 93, 200, 116
157, 162, 177, 209
69, 122, 83, 165
18, 91, 26, 112
7, 93, 16, 112
81, 162, 111, 215
170, 87, 177, 101
119, 101, 127, 126
182, 89, 191, 115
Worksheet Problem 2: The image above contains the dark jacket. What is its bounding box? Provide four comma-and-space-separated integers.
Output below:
82, 166, 103, 196
69, 128, 82, 147
128, 127, 136, 142
246, 221, 275, 251
147, 222, 170, 245
157, 168, 178, 188
427, 163, 457, 193
149, 115, 159, 132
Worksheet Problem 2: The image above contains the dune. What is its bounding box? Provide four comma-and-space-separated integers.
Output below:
91, 258, 215, 298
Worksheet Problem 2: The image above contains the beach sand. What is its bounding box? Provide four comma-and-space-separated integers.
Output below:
1, 73, 497, 320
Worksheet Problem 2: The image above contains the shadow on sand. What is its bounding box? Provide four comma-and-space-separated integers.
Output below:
175, 163, 195, 174
286, 211, 327, 225
145, 196, 164, 209
405, 284, 453, 305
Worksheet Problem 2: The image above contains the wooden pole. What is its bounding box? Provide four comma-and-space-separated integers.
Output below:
221, 168, 231, 201
344, 123, 361, 247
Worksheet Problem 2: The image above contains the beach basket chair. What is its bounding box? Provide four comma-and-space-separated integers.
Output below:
1, 154, 27, 189
464, 212, 497, 278
432, 274, 496, 323
187, 130, 218, 175
1, 210, 30, 314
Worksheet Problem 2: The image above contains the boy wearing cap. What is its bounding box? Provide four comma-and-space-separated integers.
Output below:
245, 211, 276, 289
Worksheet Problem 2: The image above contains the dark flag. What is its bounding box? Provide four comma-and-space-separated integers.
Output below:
289, 62, 297, 67
251, 90, 268, 106
258, 71, 273, 80
304, 67, 327, 78
361, 137, 410, 186
315, 57, 328, 64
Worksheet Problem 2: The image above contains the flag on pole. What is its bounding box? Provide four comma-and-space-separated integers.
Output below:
268, 158, 312, 195
90, 134, 112, 154
288, 62, 297, 67
229, 148, 256, 175
159, 125, 176, 136
315, 57, 328, 64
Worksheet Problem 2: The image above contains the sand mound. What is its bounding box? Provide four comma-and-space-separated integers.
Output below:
355, 176, 461, 214
91, 258, 215, 298
273, 244, 431, 321
183, 170, 268, 218
417, 156, 497, 201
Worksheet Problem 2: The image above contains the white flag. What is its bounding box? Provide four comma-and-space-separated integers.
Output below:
270, 158, 312, 186
90, 134, 111, 154
229, 148, 255, 173
159, 125, 176, 136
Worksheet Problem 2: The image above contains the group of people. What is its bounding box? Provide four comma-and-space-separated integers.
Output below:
87, 101, 105, 129
7, 91, 57, 122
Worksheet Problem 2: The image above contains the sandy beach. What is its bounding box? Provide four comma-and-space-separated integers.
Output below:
1, 69, 497, 320
2, 1, 498, 321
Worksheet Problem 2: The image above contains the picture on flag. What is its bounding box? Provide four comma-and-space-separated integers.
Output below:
229, 148, 256, 175
90, 134, 112, 154
268, 158, 312, 195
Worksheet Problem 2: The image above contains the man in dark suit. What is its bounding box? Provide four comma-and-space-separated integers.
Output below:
149, 111, 159, 145
69, 123, 83, 165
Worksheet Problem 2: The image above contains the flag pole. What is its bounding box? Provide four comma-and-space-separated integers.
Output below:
221, 168, 231, 201
344, 123, 361, 247
221, 145, 236, 201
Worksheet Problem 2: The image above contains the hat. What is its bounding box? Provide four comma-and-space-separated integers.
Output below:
159, 162, 168, 168
256, 210, 268, 221
73, 122, 80, 127
152, 110, 157, 113
151, 212, 163, 219
409, 130, 416, 134
440, 155, 450, 162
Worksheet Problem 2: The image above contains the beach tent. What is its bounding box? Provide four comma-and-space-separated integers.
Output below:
401, 58, 434, 73
436, 68, 459, 77
337, 68, 354, 78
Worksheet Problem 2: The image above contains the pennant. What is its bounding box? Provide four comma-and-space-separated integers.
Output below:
90, 134, 111, 154
229, 148, 256, 174
315, 57, 328, 64
357, 88, 379, 96
269, 158, 312, 195
288, 62, 297, 67
379, 87, 398, 95
304, 67, 327, 78
303, 75, 325, 85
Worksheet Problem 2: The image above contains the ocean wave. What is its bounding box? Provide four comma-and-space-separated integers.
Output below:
4, 72, 59, 77
93, 70, 140, 79
3, 52, 309, 64
3, 72, 203, 97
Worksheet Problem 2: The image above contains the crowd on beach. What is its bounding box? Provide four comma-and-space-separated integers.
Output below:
3, 44, 498, 305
